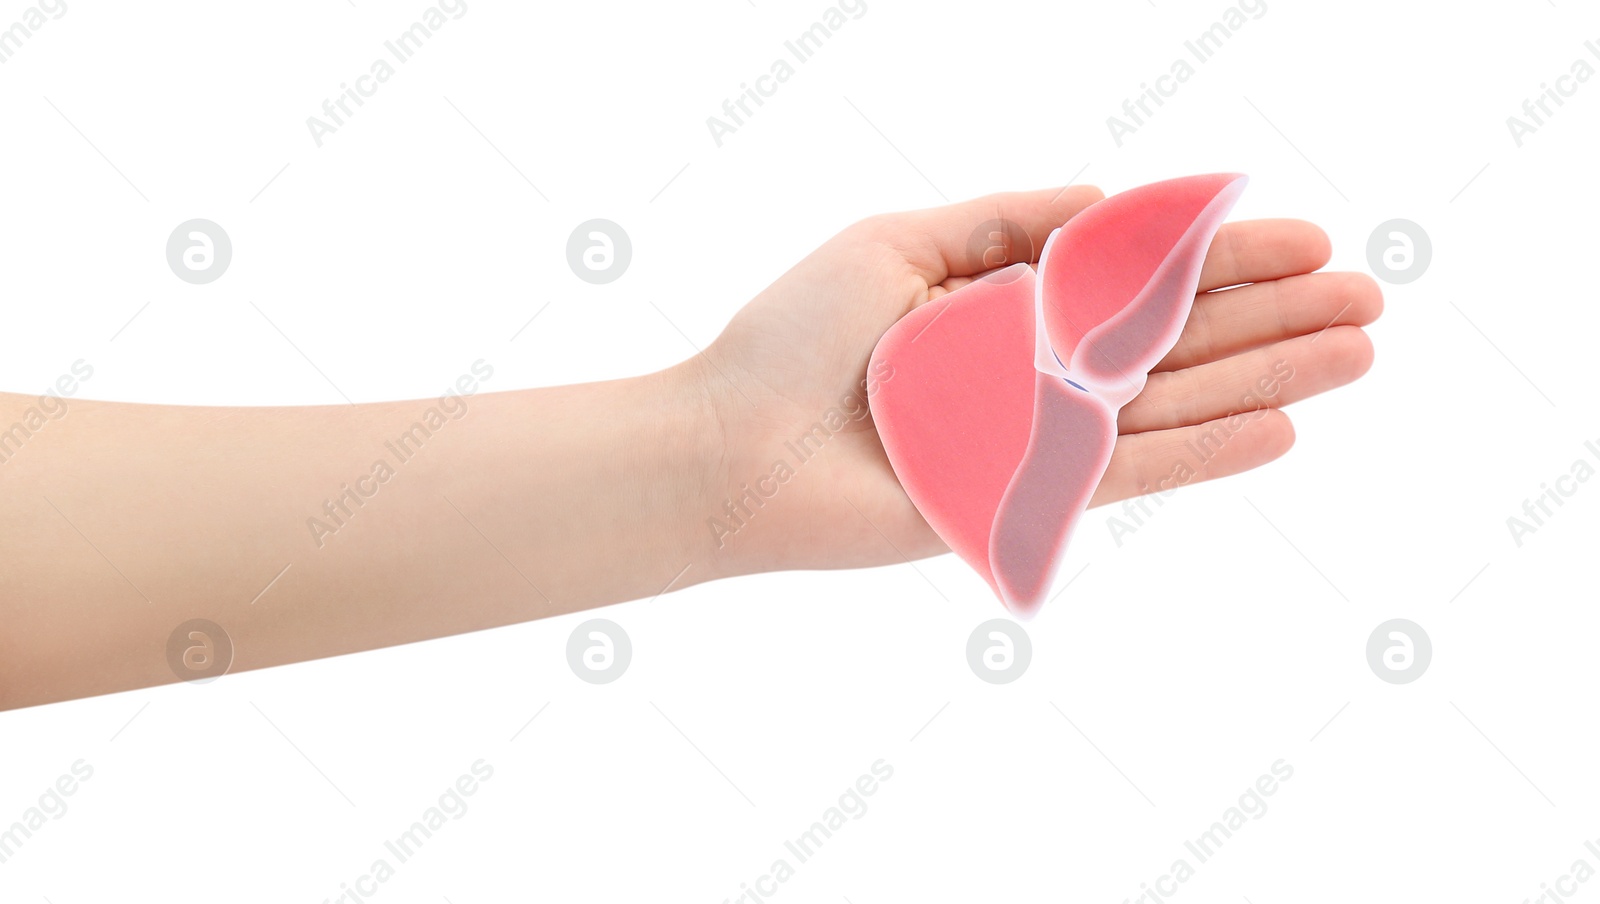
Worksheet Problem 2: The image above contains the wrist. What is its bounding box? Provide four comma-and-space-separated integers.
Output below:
630, 357, 741, 591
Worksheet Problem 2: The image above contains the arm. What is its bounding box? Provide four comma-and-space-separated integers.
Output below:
0, 185, 1379, 709
0, 366, 722, 709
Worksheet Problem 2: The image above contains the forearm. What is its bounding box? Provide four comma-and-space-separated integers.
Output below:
0, 363, 718, 710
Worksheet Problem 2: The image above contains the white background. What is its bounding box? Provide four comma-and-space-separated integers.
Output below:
3, 1, 1598, 901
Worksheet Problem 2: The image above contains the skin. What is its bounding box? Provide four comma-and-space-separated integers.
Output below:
0, 185, 1381, 710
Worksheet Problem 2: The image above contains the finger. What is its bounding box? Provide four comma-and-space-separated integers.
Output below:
1091, 407, 1296, 507
1197, 219, 1332, 292
863, 185, 1106, 284
1120, 326, 1374, 435
1155, 271, 1384, 372
926, 275, 978, 301
927, 263, 1027, 300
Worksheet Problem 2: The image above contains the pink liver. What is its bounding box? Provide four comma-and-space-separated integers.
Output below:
868, 264, 1037, 596
869, 175, 1247, 613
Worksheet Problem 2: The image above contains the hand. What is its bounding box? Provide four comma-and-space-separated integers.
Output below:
683, 185, 1382, 580
0, 183, 1381, 708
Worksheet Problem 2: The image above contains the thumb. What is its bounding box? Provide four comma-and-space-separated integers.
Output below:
864, 184, 1106, 285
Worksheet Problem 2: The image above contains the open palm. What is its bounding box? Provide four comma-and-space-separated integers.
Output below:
692, 185, 1381, 580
